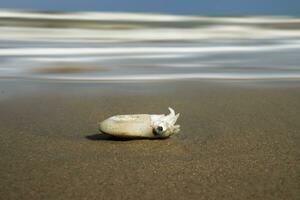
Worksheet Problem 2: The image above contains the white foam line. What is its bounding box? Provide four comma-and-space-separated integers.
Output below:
203, 16, 300, 24
2, 26, 300, 42
28, 73, 300, 81
0, 10, 198, 22
158, 63, 213, 68
1, 44, 300, 56
26, 54, 187, 62
1, 10, 300, 23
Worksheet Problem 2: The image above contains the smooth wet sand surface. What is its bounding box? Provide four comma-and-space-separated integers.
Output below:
0, 80, 299, 199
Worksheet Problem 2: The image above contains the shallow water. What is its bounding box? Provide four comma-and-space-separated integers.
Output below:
0, 10, 300, 81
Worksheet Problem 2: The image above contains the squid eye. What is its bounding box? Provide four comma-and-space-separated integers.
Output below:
153, 126, 164, 136
157, 126, 163, 132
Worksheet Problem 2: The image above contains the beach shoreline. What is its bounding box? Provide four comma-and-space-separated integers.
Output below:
0, 79, 299, 199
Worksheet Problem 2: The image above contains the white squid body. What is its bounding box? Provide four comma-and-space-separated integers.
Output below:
99, 107, 180, 138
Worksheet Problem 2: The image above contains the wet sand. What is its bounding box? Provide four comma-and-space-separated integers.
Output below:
0, 80, 299, 199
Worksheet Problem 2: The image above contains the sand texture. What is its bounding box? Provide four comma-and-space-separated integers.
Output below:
0, 80, 299, 200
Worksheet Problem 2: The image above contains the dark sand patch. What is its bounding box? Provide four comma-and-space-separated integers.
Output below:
31, 64, 108, 74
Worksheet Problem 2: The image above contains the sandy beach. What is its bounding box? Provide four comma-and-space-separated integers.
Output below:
0, 79, 299, 199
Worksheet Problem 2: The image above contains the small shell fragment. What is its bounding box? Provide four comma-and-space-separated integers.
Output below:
99, 107, 180, 138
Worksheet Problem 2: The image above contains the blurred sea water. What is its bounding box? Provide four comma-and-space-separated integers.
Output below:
1, 10, 300, 81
